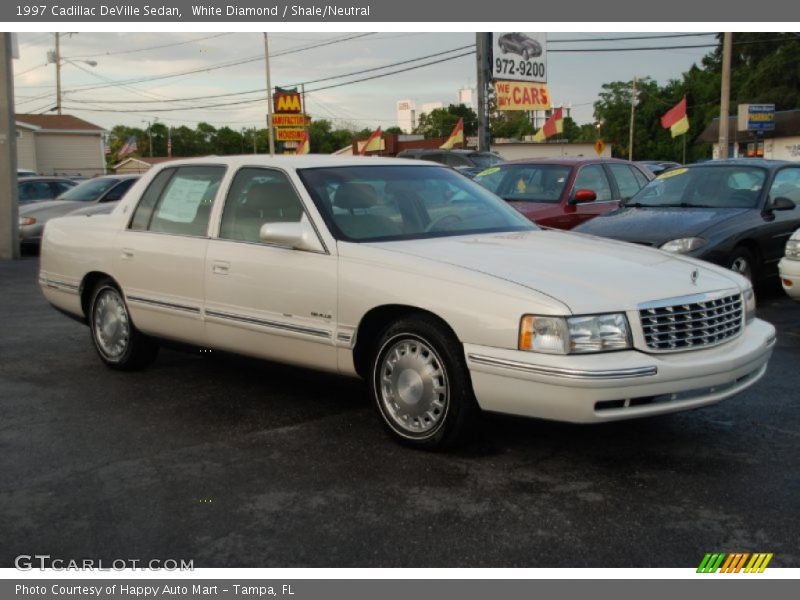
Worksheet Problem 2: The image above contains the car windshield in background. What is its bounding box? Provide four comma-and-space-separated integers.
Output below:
473, 164, 571, 204
58, 178, 120, 202
628, 166, 766, 209
469, 153, 504, 168
298, 165, 535, 242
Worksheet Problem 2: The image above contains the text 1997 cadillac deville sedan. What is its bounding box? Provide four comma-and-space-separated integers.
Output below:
40, 156, 776, 449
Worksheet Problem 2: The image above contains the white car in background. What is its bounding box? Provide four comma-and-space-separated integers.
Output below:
39, 156, 776, 449
779, 228, 800, 300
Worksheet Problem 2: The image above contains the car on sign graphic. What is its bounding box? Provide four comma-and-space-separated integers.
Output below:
498, 33, 543, 60
39, 156, 774, 449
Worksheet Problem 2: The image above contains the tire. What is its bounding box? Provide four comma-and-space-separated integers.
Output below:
727, 246, 757, 283
370, 314, 479, 450
89, 279, 159, 371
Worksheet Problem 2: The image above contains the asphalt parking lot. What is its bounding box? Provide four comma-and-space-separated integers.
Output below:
1, 256, 799, 568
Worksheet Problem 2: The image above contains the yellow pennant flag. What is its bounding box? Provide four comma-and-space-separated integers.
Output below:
360, 126, 383, 155
295, 131, 310, 155
670, 115, 690, 138
440, 118, 464, 149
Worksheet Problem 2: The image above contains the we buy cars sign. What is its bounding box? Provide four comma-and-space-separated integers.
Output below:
492, 32, 547, 83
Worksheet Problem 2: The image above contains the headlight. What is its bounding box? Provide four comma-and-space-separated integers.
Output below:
786, 239, 800, 260
19, 217, 36, 226
744, 287, 756, 324
519, 313, 631, 354
660, 237, 706, 253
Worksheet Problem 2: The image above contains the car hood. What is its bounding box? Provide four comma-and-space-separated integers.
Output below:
19, 199, 85, 216
575, 206, 750, 244
374, 229, 743, 314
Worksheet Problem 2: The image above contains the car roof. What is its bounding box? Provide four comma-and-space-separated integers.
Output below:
503, 157, 638, 166
686, 158, 795, 169
17, 176, 75, 182
150, 154, 445, 170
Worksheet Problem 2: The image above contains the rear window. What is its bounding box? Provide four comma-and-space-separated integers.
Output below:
474, 164, 571, 203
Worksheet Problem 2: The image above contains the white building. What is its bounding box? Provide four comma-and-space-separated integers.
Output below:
396, 99, 416, 134
420, 101, 444, 117
457, 88, 474, 109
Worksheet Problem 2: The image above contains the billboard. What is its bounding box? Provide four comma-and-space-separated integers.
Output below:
494, 81, 550, 111
492, 32, 547, 83
737, 104, 775, 132
273, 87, 302, 113
275, 127, 307, 142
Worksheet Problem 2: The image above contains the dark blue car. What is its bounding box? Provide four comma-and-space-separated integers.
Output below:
573, 159, 800, 284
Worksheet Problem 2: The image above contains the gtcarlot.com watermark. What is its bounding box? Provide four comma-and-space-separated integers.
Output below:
15, 554, 194, 571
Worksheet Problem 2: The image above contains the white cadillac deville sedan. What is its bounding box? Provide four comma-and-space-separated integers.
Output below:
40, 156, 776, 448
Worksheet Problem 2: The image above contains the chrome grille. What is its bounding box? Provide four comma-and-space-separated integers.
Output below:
640, 293, 743, 351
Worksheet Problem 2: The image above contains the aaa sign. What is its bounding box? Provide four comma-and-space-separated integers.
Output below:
495, 81, 550, 111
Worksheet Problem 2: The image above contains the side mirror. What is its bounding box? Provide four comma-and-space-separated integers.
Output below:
574, 189, 597, 203
771, 196, 796, 211
259, 215, 324, 253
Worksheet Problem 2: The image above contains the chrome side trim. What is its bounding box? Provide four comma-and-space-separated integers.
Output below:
126, 295, 201, 315
205, 309, 331, 339
336, 332, 353, 343
637, 288, 740, 310
39, 276, 79, 294
467, 353, 658, 380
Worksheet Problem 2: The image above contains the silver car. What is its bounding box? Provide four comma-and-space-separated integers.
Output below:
19, 175, 138, 246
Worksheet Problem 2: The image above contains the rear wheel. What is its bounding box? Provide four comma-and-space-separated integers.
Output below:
370, 315, 479, 449
89, 280, 158, 370
727, 247, 757, 283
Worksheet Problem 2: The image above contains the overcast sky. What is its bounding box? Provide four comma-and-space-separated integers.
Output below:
12, 32, 716, 132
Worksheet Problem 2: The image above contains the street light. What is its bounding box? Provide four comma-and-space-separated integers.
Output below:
47, 33, 98, 115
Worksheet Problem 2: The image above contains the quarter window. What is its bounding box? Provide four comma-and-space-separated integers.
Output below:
219, 168, 305, 243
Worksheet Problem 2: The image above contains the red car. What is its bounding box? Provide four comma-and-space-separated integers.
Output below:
473, 157, 654, 229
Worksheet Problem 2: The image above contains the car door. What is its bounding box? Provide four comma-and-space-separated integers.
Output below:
112, 164, 226, 345
569, 164, 616, 227
760, 166, 800, 267
204, 167, 338, 373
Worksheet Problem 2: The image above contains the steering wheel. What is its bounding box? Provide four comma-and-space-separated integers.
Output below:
425, 214, 463, 232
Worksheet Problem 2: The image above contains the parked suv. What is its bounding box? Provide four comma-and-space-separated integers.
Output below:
473, 157, 653, 229
397, 148, 504, 177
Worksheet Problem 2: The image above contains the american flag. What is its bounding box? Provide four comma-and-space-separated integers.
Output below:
118, 136, 138, 158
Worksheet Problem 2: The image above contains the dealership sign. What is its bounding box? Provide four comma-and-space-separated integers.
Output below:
272, 114, 309, 127
492, 32, 547, 83
273, 87, 302, 113
737, 103, 775, 132
495, 81, 550, 111
275, 128, 307, 142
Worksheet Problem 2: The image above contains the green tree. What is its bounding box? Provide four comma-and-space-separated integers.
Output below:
414, 104, 477, 139
490, 110, 534, 140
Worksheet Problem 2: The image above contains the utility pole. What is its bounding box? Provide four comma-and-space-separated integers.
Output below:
252, 127, 257, 154
54, 33, 61, 114
263, 33, 275, 156
628, 76, 637, 161
718, 32, 733, 160
301, 83, 308, 133
1, 33, 20, 260
475, 32, 491, 152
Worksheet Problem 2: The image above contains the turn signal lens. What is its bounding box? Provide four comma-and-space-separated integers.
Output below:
19, 217, 36, 226
518, 316, 570, 354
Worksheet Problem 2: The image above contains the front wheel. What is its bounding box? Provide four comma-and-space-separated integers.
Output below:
727, 247, 757, 283
370, 315, 479, 449
89, 280, 159, 370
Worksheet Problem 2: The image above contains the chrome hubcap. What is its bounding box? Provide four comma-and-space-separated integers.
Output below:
379, 338, 448, 435
731, 257, 752, 280
93, 289, 130, 360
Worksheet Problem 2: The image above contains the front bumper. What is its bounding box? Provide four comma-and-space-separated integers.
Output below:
778, 257, 800, 301
465, 318, 775, 423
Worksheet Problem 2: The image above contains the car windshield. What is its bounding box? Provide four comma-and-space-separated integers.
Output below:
628, 166, 766, 209
473, 164, 571, 204
58, 178, 120, 202
298, 165, 535, 242
469, 153, 504, 168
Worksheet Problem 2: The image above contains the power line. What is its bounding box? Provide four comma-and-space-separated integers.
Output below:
61, 33, 375, 94
64, 44, 476, 105
549, 33, 716, 43
66, 33, 233, 59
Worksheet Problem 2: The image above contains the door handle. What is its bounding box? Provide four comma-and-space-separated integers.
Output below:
212, 261, 230, 275
121, 248, 134, 260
